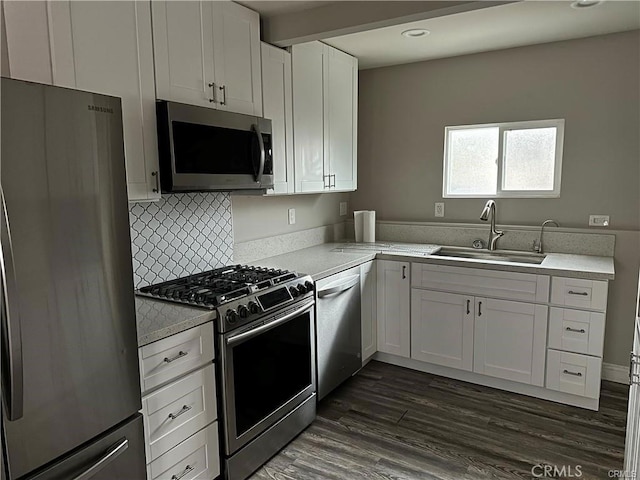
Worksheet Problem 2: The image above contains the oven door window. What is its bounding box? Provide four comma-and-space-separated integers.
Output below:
172, 121, 273, 176
232, 312, 312, 437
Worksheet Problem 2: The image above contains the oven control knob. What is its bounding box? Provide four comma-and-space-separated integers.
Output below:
297, 284, 307, 295
248, 301, 260, 314
238, 305, 249, 319
226, 309, 239, 324
304, 281, 314, 292
289, 286, 300, 298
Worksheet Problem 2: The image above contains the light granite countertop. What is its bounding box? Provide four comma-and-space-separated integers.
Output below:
251, 242, 615, 281
135, 296, 216, 347
136, 241, 614, 346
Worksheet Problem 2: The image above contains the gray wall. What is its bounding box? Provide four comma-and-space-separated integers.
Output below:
352, 31, 640, 367
232, 192, 349, 242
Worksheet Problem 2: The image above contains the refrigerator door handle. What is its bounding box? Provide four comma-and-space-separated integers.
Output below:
0, 186, 23, 420
71, 438, 129, 480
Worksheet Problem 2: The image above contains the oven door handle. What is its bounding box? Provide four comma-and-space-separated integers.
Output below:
226, 301, 314, 346
252, 123, 265, 185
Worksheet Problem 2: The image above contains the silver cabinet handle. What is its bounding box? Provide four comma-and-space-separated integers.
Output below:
563, 369, 583, 377
151, 171, 159, 193
565, 327, 586, 333
323, 175, 330, 189
208, 82, 216, 103
252, 123, 265, 184
402, 265, 406, 279
478, 301, 482, 316
227, 301, 314, 346
0, 187, 23, 420
466, 299, 470, 315
317, 275, 359, 298
163, 351, 188, 363
171, 465, 194, 480
568, 290, 589, 296
630, 352, 640, 386
330, 174, 336, 188
72, 438, 129, 480
168, 404, 192, 420
219, 85, 226, 105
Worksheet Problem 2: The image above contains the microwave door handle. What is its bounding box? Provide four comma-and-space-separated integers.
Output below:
0, 187, 24, 420
252, 124, 265, 184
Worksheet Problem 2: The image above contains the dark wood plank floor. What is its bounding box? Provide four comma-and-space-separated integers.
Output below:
250, 361, 628, 480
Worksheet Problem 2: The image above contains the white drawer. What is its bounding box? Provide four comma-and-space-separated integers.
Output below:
142, 364, 217, 463
411, 263, 549, 303
548, 308, 605, 356
550, 277, 608, 312
139, 324, 215, 395
546, 349, 602, 399
148, 422, 220, 480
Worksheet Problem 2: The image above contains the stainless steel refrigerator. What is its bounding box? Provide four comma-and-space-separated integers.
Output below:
0, 78, 145, 479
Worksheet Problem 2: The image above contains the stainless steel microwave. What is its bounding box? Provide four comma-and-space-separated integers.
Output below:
157, 101, 273, 192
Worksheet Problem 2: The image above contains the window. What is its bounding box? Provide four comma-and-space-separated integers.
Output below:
443, 119, 564, 198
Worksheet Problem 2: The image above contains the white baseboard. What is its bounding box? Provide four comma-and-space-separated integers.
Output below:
602, 362, 629, 384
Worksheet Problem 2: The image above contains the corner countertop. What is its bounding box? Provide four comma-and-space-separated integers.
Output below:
250, 242, 615, 281
135, 296, 216, 347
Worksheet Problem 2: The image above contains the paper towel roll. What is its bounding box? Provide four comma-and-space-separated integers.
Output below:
354, 211, 366, 242
363, 211, 376, 243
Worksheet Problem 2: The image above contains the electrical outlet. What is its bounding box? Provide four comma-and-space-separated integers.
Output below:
288, 208, 296, 225
589, 215, 609, 227
340, 202, 347, 216
435, 202, 445, 218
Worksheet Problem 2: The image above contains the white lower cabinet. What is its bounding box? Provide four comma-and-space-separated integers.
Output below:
361, 260, 377, 363
473, 298, 548, 386
142, 364, 217, 462
147, 422, 220, 480
410, 290, 474, 371
377, 260, 411, 358
546, 349, 602, 399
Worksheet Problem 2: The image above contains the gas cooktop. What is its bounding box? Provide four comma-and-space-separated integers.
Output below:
137, 265, 298, 309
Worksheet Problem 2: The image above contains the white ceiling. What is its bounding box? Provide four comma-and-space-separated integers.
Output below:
323, 0, 640, 69
238, 1, 337, 17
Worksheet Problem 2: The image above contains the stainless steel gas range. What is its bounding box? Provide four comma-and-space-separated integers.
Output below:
138, 265, 316, 480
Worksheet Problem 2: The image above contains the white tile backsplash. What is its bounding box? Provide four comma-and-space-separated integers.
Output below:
129, 192, 233, 288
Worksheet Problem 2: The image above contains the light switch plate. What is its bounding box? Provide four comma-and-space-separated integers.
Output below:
589, 215, 609, 227
288, 208, 296, 225
340, 202, 347, 216
435, 202, 445, 218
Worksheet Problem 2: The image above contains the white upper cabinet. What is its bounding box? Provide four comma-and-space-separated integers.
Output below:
326, 46, 358, 191
292, 41, 326, 193
1, 1, 53, 84
3, 1, 160, 202
48, 1, 160, 202
152, 1, 262, 116
292, 41, 358, 193
261, 43, 294, 195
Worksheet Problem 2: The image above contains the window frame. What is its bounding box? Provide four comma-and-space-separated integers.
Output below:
442, 118, 565, 199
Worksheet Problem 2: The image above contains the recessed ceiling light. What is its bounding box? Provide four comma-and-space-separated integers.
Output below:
570, 0, 604, 9
401, 29, 430, 39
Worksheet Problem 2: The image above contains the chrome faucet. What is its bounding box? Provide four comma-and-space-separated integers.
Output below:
479, 200, 504, 251
533, 219, 559, 254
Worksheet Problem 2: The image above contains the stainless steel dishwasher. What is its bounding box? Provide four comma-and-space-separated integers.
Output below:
315, 265, 362, 400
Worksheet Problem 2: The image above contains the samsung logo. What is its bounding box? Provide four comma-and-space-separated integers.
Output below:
87, 105, 114, 114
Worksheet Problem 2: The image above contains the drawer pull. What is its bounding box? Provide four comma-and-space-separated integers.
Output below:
565, 327, 586, 334
466, 299, 470, 315
478, 301, 482, 317
563, 369, 583, 377
171, 465, 194, 480
163, 351, 188, 363
567, 290, 589, 296
168, 404, 192, 420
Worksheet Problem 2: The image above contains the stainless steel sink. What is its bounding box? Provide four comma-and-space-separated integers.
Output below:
432, 247, 546, 265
